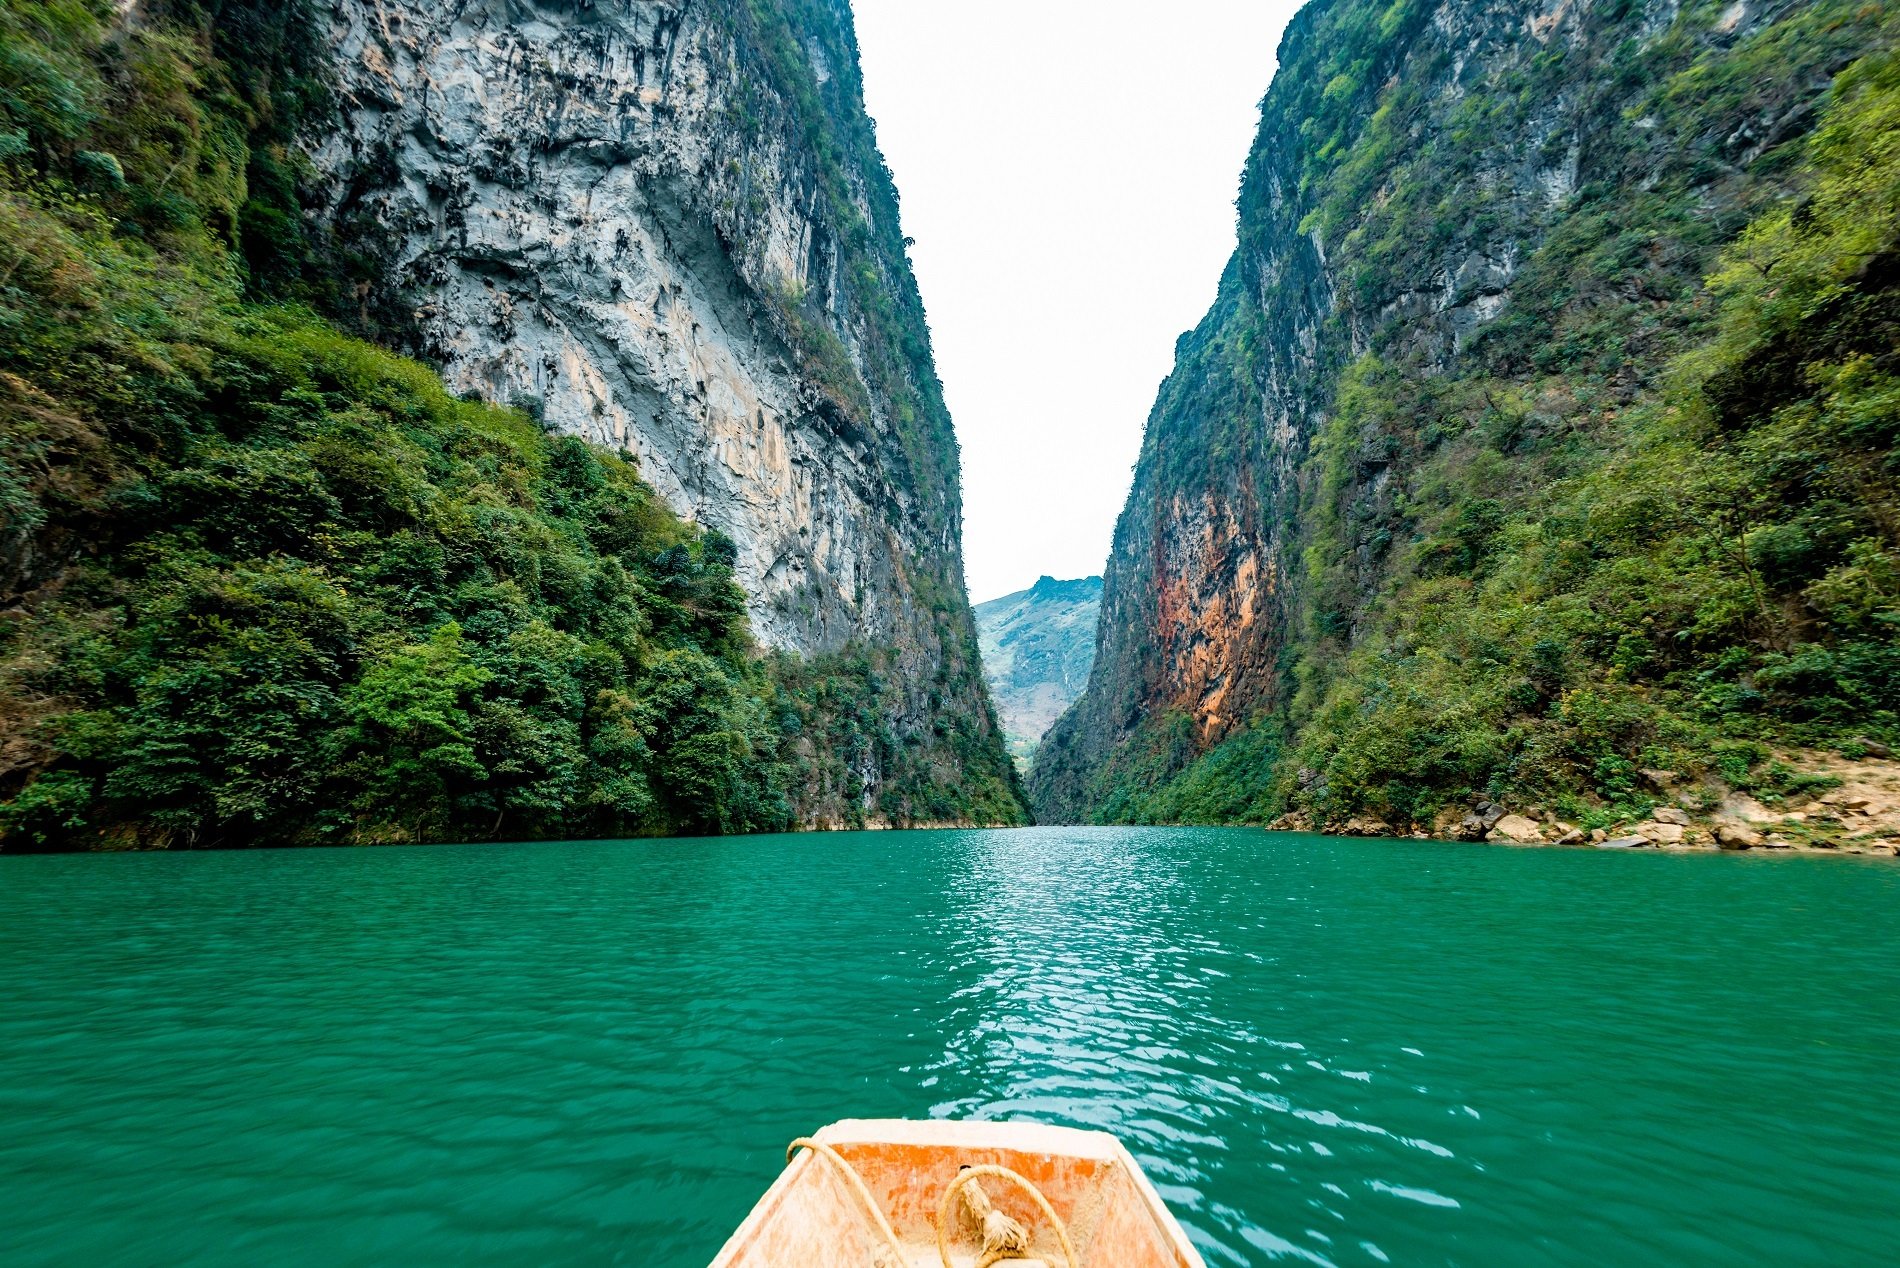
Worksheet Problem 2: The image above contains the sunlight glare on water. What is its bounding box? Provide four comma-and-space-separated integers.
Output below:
2, 827, 1897, 1266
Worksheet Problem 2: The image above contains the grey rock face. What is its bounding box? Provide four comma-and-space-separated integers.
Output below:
309, 0, 924, 654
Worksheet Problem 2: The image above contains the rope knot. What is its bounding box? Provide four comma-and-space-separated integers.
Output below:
936, 1162, 1078, 1268
961, 1177, 1030, 1257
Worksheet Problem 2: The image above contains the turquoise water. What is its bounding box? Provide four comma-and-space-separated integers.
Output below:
2, 828, 1897, 1266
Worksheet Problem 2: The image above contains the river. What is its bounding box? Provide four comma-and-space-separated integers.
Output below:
2, 828, 1896, 1265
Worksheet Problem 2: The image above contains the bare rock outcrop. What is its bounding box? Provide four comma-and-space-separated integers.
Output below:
310, 1, 951, 657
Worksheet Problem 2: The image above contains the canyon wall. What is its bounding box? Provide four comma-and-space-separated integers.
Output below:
1033, 0, 1900, 831
312, 1, 929, 652
309, 0, 1018, 824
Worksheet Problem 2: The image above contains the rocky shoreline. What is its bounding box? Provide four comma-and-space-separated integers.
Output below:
1269, 752, 1900, 859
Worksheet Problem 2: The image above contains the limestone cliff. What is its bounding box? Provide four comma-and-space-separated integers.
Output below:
1033, 0, 1900, 829
313, 0, 928, 651
304, 0, 1019, 824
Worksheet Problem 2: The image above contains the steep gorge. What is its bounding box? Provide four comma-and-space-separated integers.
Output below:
0, 0, 1021, 847
1034, 0, 1900, 837
303, 0, 1016, 826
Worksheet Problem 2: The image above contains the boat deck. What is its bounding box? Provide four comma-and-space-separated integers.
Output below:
710, 1119, 1202, 1268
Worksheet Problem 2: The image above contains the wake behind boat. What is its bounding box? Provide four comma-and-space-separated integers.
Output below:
710, 1119, 1204, 1267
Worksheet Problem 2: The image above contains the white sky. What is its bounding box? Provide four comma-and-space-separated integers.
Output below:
852, 1, 1304, 605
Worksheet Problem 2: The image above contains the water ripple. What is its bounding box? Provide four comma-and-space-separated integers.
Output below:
1, 828, 1897, 1265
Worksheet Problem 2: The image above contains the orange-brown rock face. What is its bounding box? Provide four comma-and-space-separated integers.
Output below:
1027, 0, 1817, 825
1026, 0, 1869, 832
1150, 493, 1278, 742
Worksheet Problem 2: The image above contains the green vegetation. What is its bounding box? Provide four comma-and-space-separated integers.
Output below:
1284, 39, 1898, 831
1, 290, 800, 845
0, 0, 1020, 848
1055, 0, 1900, 830
1088, 715, 1287, 827
772, 645, 1025, 828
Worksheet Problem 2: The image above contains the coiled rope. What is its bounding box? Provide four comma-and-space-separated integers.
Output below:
785, 1138, 907, 1268
936, 1164, 1080, 1268
782, 1138, 1082, 1268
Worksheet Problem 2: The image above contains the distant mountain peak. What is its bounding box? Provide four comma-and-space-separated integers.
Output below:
986, 575, 1102, 608
973, 576, 1104, 766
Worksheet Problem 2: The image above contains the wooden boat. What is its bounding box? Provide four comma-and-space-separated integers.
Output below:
710, 1118, 1205, 1268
